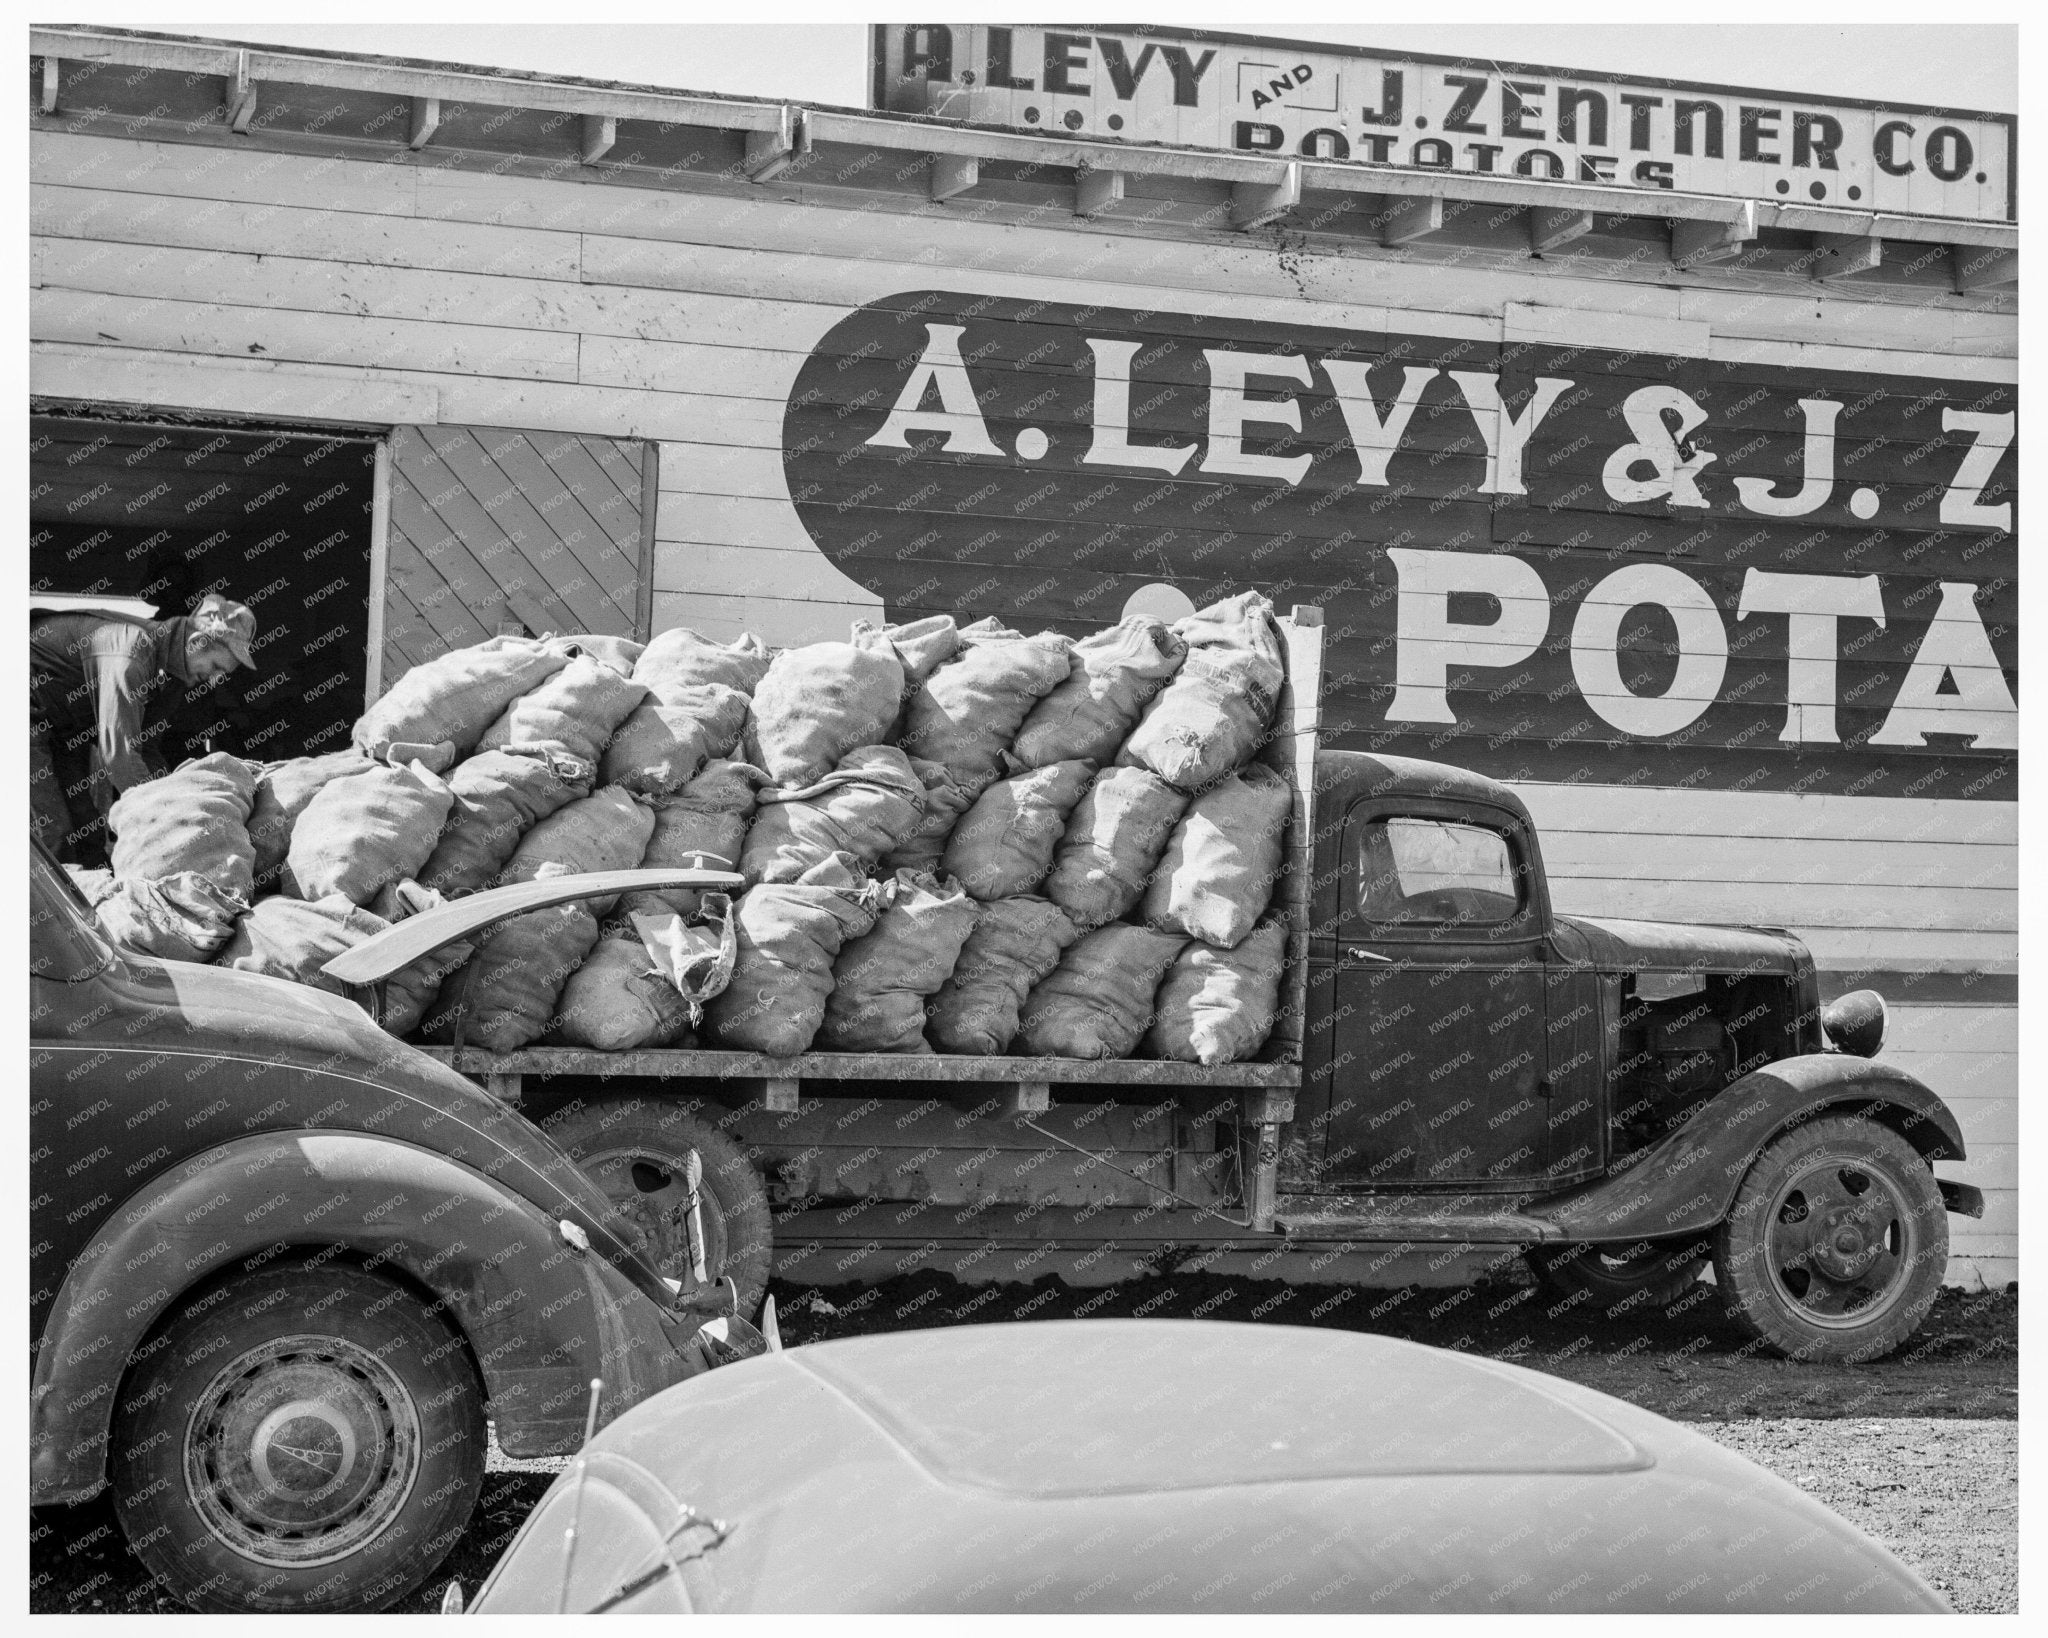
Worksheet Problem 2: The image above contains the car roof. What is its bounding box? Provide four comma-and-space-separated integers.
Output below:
477, 1318, 1940, 1614
788, 1319, 1646, 1494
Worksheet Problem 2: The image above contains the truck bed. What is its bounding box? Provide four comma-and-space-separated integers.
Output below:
419, 1044, 1301, 1090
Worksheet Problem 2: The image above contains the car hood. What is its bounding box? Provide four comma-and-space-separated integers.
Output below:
472, 1320, 1942, 1614
1554, 913, 1809, 976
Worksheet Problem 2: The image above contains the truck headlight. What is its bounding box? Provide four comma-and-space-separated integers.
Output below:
1821, 989, 1887, 1057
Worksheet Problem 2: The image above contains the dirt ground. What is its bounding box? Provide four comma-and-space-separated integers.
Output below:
29, 1278, 2016, 1614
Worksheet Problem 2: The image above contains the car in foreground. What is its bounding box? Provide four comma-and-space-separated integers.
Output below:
467, 1317, 1945, 1614
29, 842, 755, 1614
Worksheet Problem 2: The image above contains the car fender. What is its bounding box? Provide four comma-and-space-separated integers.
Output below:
31, 1129, 693, 1505
1523, 1054, 1969, 1245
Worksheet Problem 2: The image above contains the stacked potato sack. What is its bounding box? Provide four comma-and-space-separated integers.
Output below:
421, 627, 770, 1052
95, 751, 260, 961
131, 626, 758, 1048
1018, 592, 1294, 1063
703, 615, 1075, 1057
153, 593, 1294, 1067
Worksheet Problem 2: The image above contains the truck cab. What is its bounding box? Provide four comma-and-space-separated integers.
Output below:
1305, 750, 1818, 1192
1296, 749, 1981, 1363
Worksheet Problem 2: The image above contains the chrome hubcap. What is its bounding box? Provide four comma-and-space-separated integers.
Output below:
185, 1334, 420, 1567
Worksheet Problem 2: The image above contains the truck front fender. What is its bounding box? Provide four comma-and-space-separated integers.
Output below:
1523, 1054, 1969, 1246
31, 1130, 693, 1505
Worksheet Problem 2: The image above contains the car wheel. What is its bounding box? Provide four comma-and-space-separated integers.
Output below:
1526, 1237, 1710, 1318
1713, 1114, 1947, 1364
539, 1099, 774, 1319
109, 1262, 483, 1613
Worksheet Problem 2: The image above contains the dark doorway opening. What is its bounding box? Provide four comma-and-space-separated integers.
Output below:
29, 415, 380, 770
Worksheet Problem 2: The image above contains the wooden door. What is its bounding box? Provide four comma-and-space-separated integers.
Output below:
378, 424, 656, 688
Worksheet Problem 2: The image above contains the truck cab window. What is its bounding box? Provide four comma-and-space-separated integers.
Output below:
1355, 817, 1520, 926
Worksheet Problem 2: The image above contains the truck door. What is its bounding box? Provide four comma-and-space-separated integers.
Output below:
1326, 801, 1551, 1191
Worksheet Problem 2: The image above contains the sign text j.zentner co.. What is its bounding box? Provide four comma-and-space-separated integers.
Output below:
874, 25, 2014, 223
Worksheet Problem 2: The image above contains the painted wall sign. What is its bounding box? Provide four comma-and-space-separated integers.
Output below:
783, 291, 2017, 800
873, 25, 2016, 223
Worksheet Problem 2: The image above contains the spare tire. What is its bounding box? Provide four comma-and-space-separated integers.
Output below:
538, 1099, 774, 1319
1526, 1237, 1711, 1320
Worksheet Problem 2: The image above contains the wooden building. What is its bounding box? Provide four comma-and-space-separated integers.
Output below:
27, 26, 2016, 1284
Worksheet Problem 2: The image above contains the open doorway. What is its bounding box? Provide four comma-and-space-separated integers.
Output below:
29, 413, 381, 771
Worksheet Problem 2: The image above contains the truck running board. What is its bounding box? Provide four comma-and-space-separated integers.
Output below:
1275, 1200, 1566, 1244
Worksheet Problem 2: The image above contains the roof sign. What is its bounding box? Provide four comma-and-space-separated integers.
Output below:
872, 25, 2014, 223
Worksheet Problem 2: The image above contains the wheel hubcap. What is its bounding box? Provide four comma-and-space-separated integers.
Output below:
186, 1334, 420, 1567
1764, 1156, 1914, 1326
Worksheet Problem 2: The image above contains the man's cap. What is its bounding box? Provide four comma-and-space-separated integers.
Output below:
192, 593, 257, 670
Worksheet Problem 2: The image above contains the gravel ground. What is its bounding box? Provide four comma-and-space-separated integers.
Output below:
1699, 1420, 2017, 1614
29, 1280, 2017, 1614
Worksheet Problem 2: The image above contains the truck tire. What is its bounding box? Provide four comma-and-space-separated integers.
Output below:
540, 1099, 774, 1319
108, 1262, 484, 1613
1526, 1238, 1710, 1319
1713, 1113, 1947, 1364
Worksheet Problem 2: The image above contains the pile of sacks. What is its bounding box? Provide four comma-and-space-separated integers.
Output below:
77, 591, 1296, 1067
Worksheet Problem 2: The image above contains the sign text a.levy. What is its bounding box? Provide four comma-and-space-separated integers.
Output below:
874, 24, 2014, 224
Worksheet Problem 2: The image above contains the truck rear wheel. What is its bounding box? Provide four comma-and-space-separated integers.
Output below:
1526, 1238, 1709, 1318
109, 1262, 483, 1613
1713, 1114, 1947, 1363
539, 1099, 773, 1319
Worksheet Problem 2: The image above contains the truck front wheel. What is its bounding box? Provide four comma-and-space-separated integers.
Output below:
1713, 1114, 1947, 1363
540, 1099, 774, 1319
1526, 1238, 1709, 1318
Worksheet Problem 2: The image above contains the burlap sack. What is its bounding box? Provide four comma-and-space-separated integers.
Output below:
355, 635, 570, 771
248, 751, 375, 892
942, 759, 1095, 901
288, 758, 455, 907
635, 627, 773, 696
552, 931, 693, 1051
880, 758, 975, 876
1014, 922, 1187, 1060
705, 853, 881, 1056
1043, 766, 1192, 930
368, 878, 475, 1038
745, 628, 904, 786
630, 892, 737, 1024
418, 748, 592, 898
1119, 591, 1285, 791
425, 901, 601, 1053
598, 682, 750, 798
94, 872, 245, 964
621, 760, 766, 920
880, 614, 963, 687
108, 751, 258, 902
478, 655, 649, 767
64, 865, 116, 906
545, 633, 644, 676
1012, 615, 1186, 767
1145, 920, 1288, 1065
895, 619, 1074, 798
1141, 763, 1292, 949
817, 870, 978, 1053
925, 895, 1078, 1056
217, 893, 388, 995
740, 746, 927, 885
502, 784, 657, 916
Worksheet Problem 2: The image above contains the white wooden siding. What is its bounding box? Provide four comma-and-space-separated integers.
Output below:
28, 129, 2017, 1282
